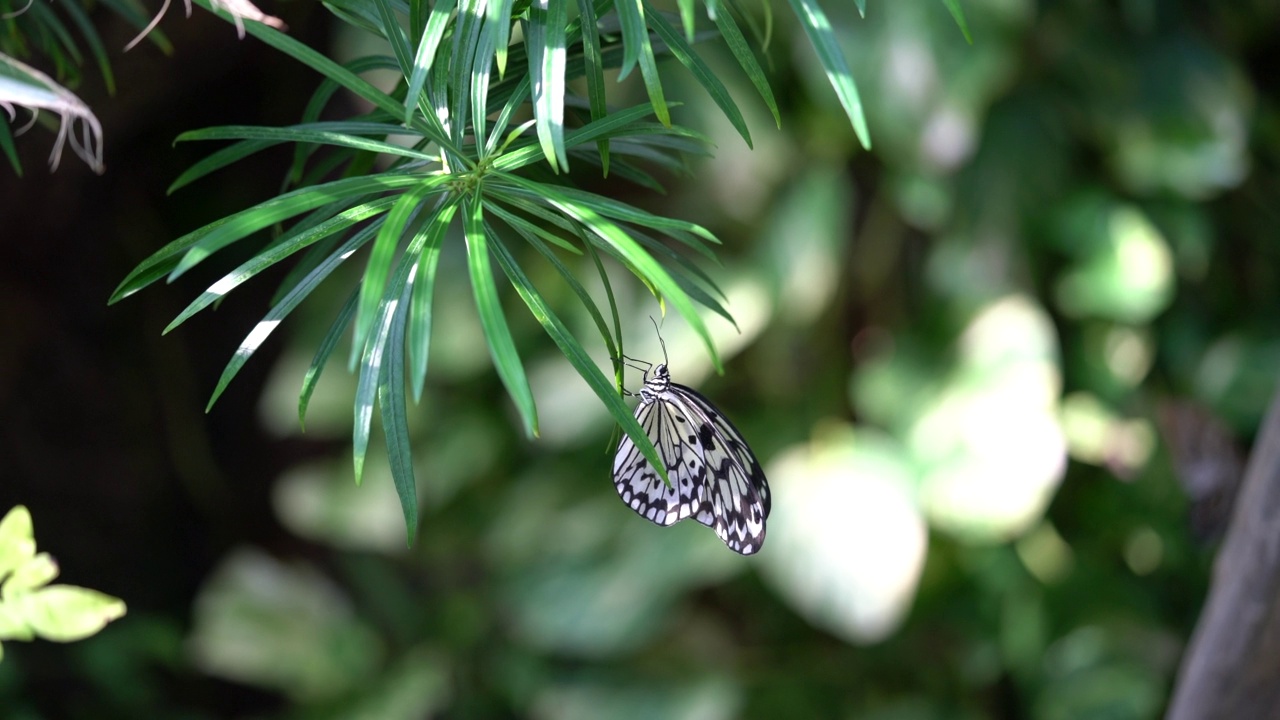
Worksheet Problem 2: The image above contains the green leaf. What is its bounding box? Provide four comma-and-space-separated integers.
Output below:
354, 177, 451, 366
495, 179, 720, 256
492, 103, 665, 171
486, 235, 671, 487
377, 276, 420, 544
786, 0, 871, 149
0, 505, 127, 646
613, 0, 645, 80
166, 174, 426, 281
54, 0, 116, 94
165, 199, 396, 333
472, 0, 501, 144
237, 12, 459, 153
0, 112, 21, 176
354, 235, 424, 484
451, 0, 485, 147
490, 0, 515, 77
675, 0, 695, 42
5, 554, 57, 597
463, 196, 539, 437
300, 288, 359, 430
489, 214, 617, 360
174, 124, 436, 162
409, 203, 458, 402
526, 0, 570, 170
373, 0, 415, 77
575, 0, 610, 173
635, 13, 672, 127
644, 4, 752, 147
11, 585, 127, 642
504, 176, 721, 370
168, 139, 275, 194
204, 220, 382, 411
940, 0, 974, 44
405, 0, 459, 124
712, 4, 781, 128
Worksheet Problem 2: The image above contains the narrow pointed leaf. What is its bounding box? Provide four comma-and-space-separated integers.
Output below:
940, 0, 973, 43
378, 278, 419, 544
676, 0, 695, 41
489, 0, 515, 78
613, 0, 645, 80
527, 0, 570, 170
168, 174, 425, 280
636, 21, 672, 126
645, 4, 751, 147
300, 288, 359, 429
207, 221, 383, 411
354, 176, 450, 363
450, 0, 486, 146
576, 0, 610, 173
169, 140, 276, 194
354, 223, 432, 483
166, 199, 396, 333
487, 235, 670, 486
786, 0, 871, 149
373, 0, 416, 76
493, 217, 617, 361
472, 0, 500, 144
504, 176, 721, 369
409, 203, 458, 402
175, 124, 436, 161
712, 4, 781, 128
463, 196, 539, 437
405, 0, 459, 124
240, 17, 458, 152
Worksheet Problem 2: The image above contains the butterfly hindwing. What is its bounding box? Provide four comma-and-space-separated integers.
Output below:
667, 386, 769, 554
611, 363, 770, 555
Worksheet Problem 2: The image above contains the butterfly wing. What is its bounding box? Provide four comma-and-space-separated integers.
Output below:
612, 396, 706, 526
668, 384, 770, 554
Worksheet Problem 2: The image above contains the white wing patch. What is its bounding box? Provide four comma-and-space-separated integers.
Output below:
612, 364, 770, 555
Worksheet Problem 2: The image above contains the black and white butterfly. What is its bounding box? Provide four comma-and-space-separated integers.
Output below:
612, 345, 771, 555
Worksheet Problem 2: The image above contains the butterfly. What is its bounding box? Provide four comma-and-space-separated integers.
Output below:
611, 343, 771, 555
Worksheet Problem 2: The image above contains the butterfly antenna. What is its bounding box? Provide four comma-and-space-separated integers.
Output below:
649, 315, 668, 367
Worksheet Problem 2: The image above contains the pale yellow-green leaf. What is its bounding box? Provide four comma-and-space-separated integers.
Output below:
0, 506, 35, 580
13, 585, 127, 642
2, 552, 58, 598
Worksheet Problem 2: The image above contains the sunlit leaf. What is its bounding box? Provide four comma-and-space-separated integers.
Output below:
409, 203, 459, 402
527, 0, 570, 170
463, 196, 540, 436
786, 0, 871, 149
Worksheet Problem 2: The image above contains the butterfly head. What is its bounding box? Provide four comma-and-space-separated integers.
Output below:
639, 363, 671, 403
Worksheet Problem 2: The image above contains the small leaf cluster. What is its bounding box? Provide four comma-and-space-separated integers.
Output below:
0, 506, 127, 662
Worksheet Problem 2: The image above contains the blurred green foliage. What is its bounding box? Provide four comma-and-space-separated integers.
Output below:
5, 0, 1280, 717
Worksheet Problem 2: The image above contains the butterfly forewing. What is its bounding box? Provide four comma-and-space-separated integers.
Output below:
612, 364, 770, 555
612, 394, 705, 526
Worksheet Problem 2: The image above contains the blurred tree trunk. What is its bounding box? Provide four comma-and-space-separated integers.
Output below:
1167, 387, 1280, 720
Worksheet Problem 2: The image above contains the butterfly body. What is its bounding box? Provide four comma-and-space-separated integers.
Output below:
613, 362, 771, 554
